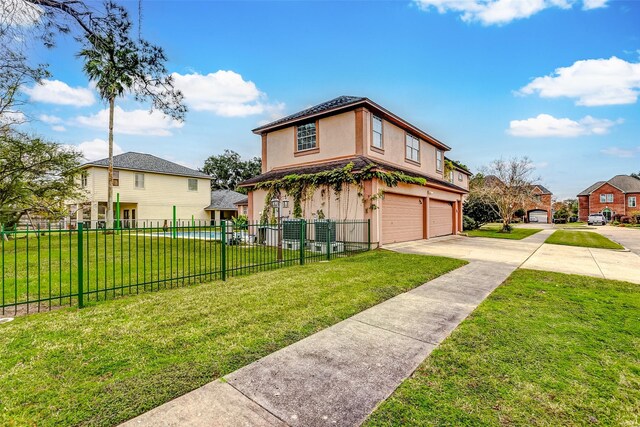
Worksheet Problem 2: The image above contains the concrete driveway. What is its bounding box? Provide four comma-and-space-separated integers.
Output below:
385, 229, 640, 284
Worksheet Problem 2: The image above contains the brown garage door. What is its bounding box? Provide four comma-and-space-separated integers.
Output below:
382, 193, 424, 244
429, 200, 453, 238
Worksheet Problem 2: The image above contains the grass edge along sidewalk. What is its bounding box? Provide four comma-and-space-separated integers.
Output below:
465, 225, 542, 240
545, 230, 625, 250
0, 250, 466, 427
365, 269, 639, 427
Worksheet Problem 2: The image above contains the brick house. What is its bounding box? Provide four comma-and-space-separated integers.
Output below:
577, 175, 640, 221
240, 96, 470, 246
524, 185, 553, 223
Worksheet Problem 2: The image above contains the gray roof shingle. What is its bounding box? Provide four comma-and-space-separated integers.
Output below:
253, 96, 365, 133
206, 190, 248, 210
578, 175, 640, 196
84, 152, 210, 179
239, 155, 468, 193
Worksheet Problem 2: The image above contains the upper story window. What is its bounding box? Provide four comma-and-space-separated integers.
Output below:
629, 196, 637, 208
458, 172, 463, 182
448, 170, 454, 183
112, 170, 120, 187
134, 173, 145, 189
81, 171, 88, 188
372, 116, 383, 149
600, 193, 613, 203
296, 122, 317, 152
405, 134, 420, 163
188, 178, 198, 191
436, 151, 443, 172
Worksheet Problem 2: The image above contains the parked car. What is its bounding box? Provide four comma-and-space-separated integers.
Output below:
587, 213, 606, 226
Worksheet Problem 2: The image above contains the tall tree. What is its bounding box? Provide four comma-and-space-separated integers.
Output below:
474, 157, 540, 233
631, 171, 640, 180
75, 1, 185, 227
202, 150, 261, 194
0, 131, 82, 230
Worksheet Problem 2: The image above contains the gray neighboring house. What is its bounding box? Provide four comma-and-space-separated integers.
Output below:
205, 190, 248, 224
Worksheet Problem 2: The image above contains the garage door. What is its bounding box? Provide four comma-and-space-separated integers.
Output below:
382, 193, 424, 244
429, 200, 453, 238
529, 210, 548, 223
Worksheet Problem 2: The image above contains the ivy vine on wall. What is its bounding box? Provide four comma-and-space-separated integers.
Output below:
254, 162, 428, 223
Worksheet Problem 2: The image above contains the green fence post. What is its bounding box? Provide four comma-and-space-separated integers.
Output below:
172, 205, 177, 238
299, 219, 306, 266
326, 221, 331, 261
220, 220, 227, 281
77, 223, 84, 308
367, 218, 371, 251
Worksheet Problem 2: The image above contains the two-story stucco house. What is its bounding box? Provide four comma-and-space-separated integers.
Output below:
72, 152, 211, 228
240, 96, 470, 246
577, 175, 640, 221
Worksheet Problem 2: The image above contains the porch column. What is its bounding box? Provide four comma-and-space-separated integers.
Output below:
91, 202, 98, 229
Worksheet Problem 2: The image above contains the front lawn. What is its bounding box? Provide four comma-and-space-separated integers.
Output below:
0, 250, 465, 427
366, 269, 640, 426
465, 226, 542, 240
545, 230, 624, 249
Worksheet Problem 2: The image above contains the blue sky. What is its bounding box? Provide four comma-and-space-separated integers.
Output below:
19, 0, 640, 199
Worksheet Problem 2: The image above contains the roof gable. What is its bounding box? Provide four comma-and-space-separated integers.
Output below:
206, 190, 248, 210
577, 175, 640, 196
84, 152, 210, 179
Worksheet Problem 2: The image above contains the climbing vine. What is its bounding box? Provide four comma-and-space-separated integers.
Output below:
255, 162, 428, 223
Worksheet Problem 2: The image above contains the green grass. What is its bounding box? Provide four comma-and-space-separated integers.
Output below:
545, 230, 624, 249
1, 230, 316, 312
366, 269, 640, 426
465, 226, 542, 240
0, 250, 466, 427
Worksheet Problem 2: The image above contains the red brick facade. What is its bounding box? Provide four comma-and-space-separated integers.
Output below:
524, 188, 552, 222
578, 182, 640, 221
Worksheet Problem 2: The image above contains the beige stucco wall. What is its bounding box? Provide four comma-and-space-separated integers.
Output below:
363, 108, 444, 181
76, 167, 210, 222
265, 112, 356, 171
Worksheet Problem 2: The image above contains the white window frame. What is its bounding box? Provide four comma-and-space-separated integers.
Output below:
458, 172, 463, 182
436, 150, 443, 172
629, 196, 637, 208
606, 193, 613, 203
134, 173, 145, 189
81, 171, 88, 188
372, 115, 383, 149
188, 178, 198, 191
112, 170, 120, 187
405, 134, 420, 163
296, 122, 317, 152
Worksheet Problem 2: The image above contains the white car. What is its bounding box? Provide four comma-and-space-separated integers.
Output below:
587, 214, 606, 226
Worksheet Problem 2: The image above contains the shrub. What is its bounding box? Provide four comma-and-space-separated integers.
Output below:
232, 214, 248, 230
463, 215, 477, 231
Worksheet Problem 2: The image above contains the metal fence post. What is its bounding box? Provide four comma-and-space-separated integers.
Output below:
299, 219, 306, 266
326, 221, 331, 261
367, 218, 371, 251
220, 220, 227, 281
77, 223, 84, 308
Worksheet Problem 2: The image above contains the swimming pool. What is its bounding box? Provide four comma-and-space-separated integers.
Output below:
154, 230, 222, 240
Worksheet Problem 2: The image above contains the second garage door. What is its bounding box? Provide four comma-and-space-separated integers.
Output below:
528, 210, 548, 223
381, 193, 424, 244
429, 200, 453, 238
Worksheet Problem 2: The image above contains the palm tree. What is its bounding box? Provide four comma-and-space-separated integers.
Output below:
77, 2, 185, 227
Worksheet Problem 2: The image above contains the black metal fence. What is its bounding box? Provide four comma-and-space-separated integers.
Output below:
0, 219, 371, 316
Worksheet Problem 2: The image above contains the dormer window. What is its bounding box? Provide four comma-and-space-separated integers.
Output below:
296, 122, 317, 152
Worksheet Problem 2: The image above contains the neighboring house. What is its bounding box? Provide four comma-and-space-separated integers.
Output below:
240, 95, 470, 246
524, 184, 553, 223
234, 197, 249, 216
205, 190, 248, 224
577, 175, 640, 221
72, 152, 211, 228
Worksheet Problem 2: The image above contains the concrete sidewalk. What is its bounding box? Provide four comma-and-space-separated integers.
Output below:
121, 260, 519, 427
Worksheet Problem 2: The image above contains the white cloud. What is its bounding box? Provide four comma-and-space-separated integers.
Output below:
172, 70, 285, 118
600, 147, 638, 158
38, 114, 63, 124
413, 0, 606, 25
23, 79, 95, 107
0, 0, 42, 27
74, 106, 183, 136
508, 114, 622, 137
51, 125, 66, 132
74, 138, 124, 162
518, 57, 640, 106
